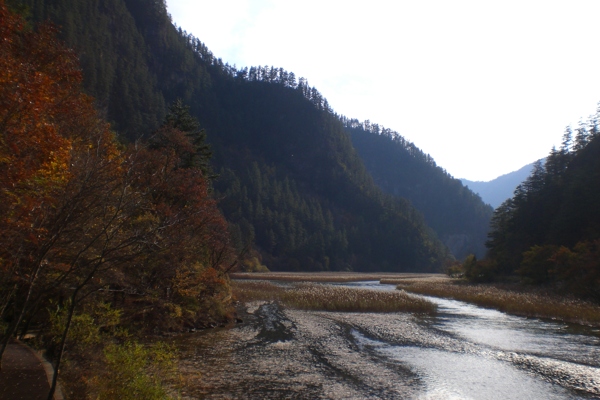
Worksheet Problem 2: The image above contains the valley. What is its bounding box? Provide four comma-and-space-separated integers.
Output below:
1, 1, 600, 398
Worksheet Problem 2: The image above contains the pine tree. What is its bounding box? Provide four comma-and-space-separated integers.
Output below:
162, 99, 213, 177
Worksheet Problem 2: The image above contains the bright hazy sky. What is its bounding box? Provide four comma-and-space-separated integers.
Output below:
166, 0, 600, 181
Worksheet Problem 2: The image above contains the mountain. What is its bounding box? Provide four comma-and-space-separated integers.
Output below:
345, 120, 493, 259
16, 0, 498, 271
461, 161, 540, 208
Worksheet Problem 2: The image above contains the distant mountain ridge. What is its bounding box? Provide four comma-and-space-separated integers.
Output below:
461, 161, 542, 208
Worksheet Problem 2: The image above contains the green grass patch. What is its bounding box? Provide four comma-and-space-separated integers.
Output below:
95, 341, 178, 400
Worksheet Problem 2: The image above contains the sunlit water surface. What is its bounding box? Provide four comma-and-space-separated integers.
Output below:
175, 280, 600, 399
350, 281, 600, 399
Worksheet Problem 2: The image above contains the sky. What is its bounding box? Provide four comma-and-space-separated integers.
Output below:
165, 0, 600, 182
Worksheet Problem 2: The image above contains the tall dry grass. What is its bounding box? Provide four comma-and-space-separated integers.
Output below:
233, 281, 436, 314
393, 279, 600, 326
231, 272, 443, 283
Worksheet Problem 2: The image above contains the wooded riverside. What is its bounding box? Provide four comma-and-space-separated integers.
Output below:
1, 3, 234, 397
1, 0, 599, 398
483, 123, 600, 299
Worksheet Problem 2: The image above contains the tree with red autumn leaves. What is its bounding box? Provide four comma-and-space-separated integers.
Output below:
0, 3, 234, 398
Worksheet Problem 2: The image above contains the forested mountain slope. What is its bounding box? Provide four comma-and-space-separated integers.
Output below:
461, 162, 538, 209
17, 0, 475, 271
485, 123, 600, 299
346, 122, 493, 259
17, 0, 166, 138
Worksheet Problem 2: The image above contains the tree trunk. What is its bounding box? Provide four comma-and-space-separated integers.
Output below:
47, 288, 79, 400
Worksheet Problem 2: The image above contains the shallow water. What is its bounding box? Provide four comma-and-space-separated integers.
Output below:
174, 281, 600, 399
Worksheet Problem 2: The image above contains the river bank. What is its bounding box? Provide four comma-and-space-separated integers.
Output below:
390, 277, 600, 328
170, 280, 600, 399
231, 272, 600, 327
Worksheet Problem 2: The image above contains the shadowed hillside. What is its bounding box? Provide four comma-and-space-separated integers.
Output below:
461, 161, 540, 209
16, 0, 506, 270
346, 120, 493, 259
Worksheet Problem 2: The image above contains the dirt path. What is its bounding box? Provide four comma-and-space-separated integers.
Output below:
0, 340, 61, 400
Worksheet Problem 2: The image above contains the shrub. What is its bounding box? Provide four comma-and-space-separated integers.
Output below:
517, 244, 559, 284
464, 255, 496, 283
550, 240, 600, 301
47, 301, 127, 349
95, 341, 177, 400
444, 260, 463, 277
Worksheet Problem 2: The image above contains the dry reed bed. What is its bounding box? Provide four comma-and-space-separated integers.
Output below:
393, 280, 600, 327
233, 281, 436, 314
231, 272, 441, 283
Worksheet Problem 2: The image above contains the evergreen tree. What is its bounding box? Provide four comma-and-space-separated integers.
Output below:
162, 99, 213, 177
486, 109, 600, 293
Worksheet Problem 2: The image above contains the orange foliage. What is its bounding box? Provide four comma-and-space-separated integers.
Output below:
172, 264, 228, 300
0, 0, 110, 274
128, 126, 233, 290
0, 2, 234, 340
0, 5, 81, 195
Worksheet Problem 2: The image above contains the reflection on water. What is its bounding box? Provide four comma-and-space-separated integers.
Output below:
355, 331, 574, 400
352, 281, 600, 398
428, 296, 600, 365
175, 281, 600, 399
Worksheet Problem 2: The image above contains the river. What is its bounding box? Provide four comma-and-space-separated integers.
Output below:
173, 281, 600, 399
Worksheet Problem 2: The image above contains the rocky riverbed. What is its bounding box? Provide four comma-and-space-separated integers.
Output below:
172, 284, 600, 399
